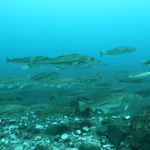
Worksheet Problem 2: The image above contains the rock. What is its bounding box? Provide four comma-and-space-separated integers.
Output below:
82, 126, 89, 132
101, 119, 111, 125
33, 144, 47, 150
106, 123, 127, 146
26, 126, 40, 134
9, 119, 16, 124
76, 129, 81, 135
97, 125, 108, 136
44, 125, 71, 136
61, 133, 70, 141
78, 143, 101, 150
35, 124, 44, 129
35, 136, 42, 141
15, 145, 23, 150
130, 106, 150, 150
54, 135, 61, 141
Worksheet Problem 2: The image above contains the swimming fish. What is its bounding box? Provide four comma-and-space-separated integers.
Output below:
78, 93, 142, 113
100, 46, 137, 57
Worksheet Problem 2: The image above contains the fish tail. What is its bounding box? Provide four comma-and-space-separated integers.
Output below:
100, 50, 105, 57
28, 56, 36, 68
141, 61, 146, 67
78, 101, 88, 112
6, 56, 10, 65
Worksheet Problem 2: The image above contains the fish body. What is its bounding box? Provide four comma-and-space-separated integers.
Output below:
6, 56, 29, 65
0, 76, 32, 89
129, 72, 150, 78
29, 54, 100, 69
78, 72, 106, 82
116, 69, 131, 73
45, 78, 80, 88
50, 90, 89, 100
119, 77, 145, 83
0, 94, 24, 102
30, 71, 59, 82
100, 46, 137, 57
78, 93, 142, 113
104, 87, 126, 93
141, 60, 150, 67
136, 88, 150, 97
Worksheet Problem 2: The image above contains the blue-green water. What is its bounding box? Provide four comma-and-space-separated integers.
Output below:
1, 1, 150, 149
0, 0, 150, 65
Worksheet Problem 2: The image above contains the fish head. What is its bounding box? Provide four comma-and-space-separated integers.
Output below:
129, 47, 137, 52
88, 57, 100, 64
124, 93, 143, 103
15, 96, 24, 101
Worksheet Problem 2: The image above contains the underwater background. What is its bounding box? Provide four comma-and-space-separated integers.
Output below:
0, 0, 150, 69
1, 1, 150, 150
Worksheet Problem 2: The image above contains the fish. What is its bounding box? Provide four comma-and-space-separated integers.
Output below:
6, 56, 29, 65
129, 72, 150, 78
136, 88, 150, 97
119, 77, 146, 83
0, 104, 29, 118
94, 81, 112, 87
45, 78, 80, 88
0, 76, 32, 89
49, 90, 89, 100
78, 72, 106, 82
30, 71, 59, 82
29, 54, 100, 69
116, 69, 131, 73
6, 56, 52, 69
0, 94, 24, 102
141, 59, 150, 67
78, 93, 142, 113
7, 54, 100, 69
104, 87, 126, 93
100, 46, 137, 57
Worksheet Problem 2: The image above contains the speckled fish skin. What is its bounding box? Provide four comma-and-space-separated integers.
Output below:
100, 46, 137, 57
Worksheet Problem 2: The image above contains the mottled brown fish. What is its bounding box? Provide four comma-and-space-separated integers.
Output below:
78, 93, 142, 113
141, 59, 150, 67
100, 46, 137, 57
0, 94, 24, 102
30, 71, 59, 82
29, 54, 100, 69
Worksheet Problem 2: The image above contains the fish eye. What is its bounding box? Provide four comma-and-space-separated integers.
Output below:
133, 95, 136, 98
90, 57, 94, 61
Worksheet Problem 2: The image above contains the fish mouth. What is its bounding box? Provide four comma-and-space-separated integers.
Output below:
137, 97, 143, 101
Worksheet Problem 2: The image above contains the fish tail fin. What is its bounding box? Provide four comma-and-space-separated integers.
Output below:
6, 56, 10, 65
141, 61, 146, 67
78, 101, 88, 112
129, 75, 133, 78
28, 56, 36, 68
100, 50, 105, 57
117, 78, 121, 83
104, 88, 107, 93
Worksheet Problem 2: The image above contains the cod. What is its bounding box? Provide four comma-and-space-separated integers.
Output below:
78, 93, 142, 113
100, 46, 137, 57
129, 72, 150, 78
29, 54, 100, 69
142, 59, 150, 67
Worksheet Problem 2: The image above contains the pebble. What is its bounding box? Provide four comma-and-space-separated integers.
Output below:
102, 144, 113, 149
9, 125, 18, 130
123, 115, 130, 120
15, 145, 23, 150
35, 136, 42, 141
76, 130, 81, 135
82, 126, 89, 132
61, 133, 69, 141
35, 124, 43, 129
